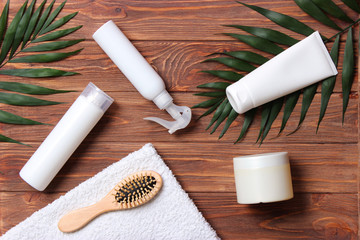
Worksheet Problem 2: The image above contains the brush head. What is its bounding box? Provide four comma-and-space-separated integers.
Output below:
113, 170, 162, 209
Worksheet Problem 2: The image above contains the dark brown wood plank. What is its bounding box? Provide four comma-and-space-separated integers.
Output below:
0, 192, 357, 239
1, 41, 357, 93
0, 0, 358, 239
0, 92, 357, 144
0, 142, 356, 193
6, 0, 359, 41
193, 193, 358, 239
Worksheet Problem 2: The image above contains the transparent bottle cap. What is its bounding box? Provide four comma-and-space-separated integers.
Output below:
81, 82, 114, 112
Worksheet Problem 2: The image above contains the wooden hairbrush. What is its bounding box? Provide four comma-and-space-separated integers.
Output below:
58, 170, 162, 233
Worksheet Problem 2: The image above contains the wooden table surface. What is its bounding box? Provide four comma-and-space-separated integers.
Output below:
0, 0, 359, 239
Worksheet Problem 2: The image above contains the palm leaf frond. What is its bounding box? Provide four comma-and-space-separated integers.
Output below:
0, 0, 83, 145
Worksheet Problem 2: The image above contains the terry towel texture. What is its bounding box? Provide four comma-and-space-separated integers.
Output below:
1, 143, 219, 240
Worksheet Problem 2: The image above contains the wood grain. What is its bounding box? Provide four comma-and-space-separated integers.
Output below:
0, 0, 359, 239
0, 142, 357, 193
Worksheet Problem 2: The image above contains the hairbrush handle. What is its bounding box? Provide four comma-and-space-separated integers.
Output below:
58, 197, 115, 233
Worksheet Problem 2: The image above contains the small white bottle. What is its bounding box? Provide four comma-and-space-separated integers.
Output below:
92, 20, 191, 134
20, 82, 114, 191
226, 31, 338, 114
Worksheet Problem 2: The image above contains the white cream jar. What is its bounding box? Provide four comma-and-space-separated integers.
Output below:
233, 152, 293, 204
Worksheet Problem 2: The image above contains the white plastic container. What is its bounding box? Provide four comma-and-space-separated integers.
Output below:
20, 82, 114, 191
92, 20, 191, 134
226, 31, 338, 114
233, 152, 293, 204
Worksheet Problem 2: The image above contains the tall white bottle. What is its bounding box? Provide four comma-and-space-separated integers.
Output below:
93, 20, 191, 134
20, 82, 113, 191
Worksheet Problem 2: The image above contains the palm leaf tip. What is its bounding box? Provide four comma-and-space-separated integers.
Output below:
341, 28, 354, 123
0, 134, 30, 146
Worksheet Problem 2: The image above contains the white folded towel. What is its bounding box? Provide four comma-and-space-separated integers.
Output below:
1, 143, 219, 240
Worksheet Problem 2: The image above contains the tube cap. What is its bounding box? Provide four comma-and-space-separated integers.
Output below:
226, 81, 254, 114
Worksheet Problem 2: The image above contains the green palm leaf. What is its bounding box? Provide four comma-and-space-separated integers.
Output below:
237, 1, 316, 37
201, 70, 242, 82
225, 25, 299, 46
235, 108, 256, 143
260, 98, 284, 144
0, 81, 72, 95
197, 82, 231, 90
311, 0, 354, 23
0, 134, 29, 146
192, 97, 224, 109
22, 0, 46, 49
22, 39, 84, 52
206, 99, 228, 130
341, 0, 360, 13
197, 99, 223, 120
279, 91, 301, 135
204, 57, 256, 72
32, 0, 55, 39
288, 83, 318, 135
195, 91, 226, 98
222, 51, 269, 65
9, 49, 82, 63
256, 103, 271, 143
0, 92, 61, 106
10, 0, 35, 58
210, 101, 232, 134
0, 68, 78, 77
224, 33, 283, 55
294, 0, 342, 30
317, 35, 340, 131
0, 109, 45, 125
219, 109, 238, 139
38, 0, 66, 35
342, 28, 354, 123
32, 25, 82, 43
41, 12, 77, 35
0, 0, 10, 47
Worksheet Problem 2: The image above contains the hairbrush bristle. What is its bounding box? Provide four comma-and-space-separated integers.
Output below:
114, 171, 162, 208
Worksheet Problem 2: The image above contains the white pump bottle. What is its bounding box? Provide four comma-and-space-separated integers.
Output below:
93, 20, 191, 134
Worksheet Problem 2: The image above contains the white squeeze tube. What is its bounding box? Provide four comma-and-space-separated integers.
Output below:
92, 20, 191, 134
226, 31, 338, 114
20, 82, 114, 191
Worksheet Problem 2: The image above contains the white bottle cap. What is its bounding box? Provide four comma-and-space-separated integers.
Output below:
82, 82, 114, 112
233, 152, 294, 204
226, 81, 255, 114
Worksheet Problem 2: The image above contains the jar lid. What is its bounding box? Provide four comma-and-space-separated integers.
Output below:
233, 152, 289, 169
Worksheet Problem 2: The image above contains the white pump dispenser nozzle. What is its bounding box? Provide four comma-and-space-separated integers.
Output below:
93, 20, 191, 133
